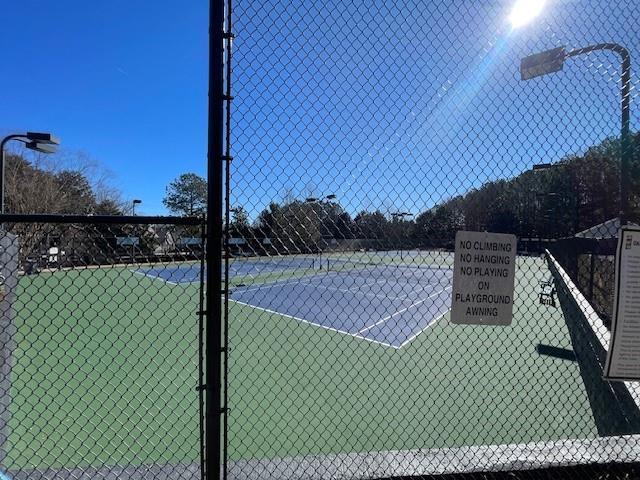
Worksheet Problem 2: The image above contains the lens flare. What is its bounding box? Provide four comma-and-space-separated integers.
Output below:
509, 0, 546, 28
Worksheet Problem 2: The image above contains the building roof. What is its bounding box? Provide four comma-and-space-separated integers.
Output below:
574, 217, 638, 239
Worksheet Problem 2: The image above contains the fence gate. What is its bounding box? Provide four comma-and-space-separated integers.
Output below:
222, 0, 640, 478
0, 214, 205, 479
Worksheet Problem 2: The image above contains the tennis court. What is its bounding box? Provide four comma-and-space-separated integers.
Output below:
4, 265, 202, 472
230, 260, 453, 348
135, 256, 319, 285
227, 254, 601, 465
136, 256, 454, 348
3, 252, 605, 476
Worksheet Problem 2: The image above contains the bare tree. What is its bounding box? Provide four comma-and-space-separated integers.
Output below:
3, 147, 126, 266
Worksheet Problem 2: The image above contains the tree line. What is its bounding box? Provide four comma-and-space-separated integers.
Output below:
209, 133, 639, 254
4, 131, 635, 264
3, 151, 194, 267
5, 151, 126, 216
429, 134, 639, 243
5, 130, 634, 265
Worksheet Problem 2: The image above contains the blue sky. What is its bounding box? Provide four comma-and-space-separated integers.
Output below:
1, 1, 638, 218
1, 2, 208, 214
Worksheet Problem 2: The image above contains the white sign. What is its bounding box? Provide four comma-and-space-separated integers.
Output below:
451, 231, 517, 326
604, 226, 640, 381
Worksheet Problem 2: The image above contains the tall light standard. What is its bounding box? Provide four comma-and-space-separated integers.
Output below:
532, 163, 580, 236
306, 194, 337, 268
130, 199, 142, 261
521, 43, 632, 225
391, 212, 414, 260
132, 199, 142, 215
0, 132, 60, 213
305, 194, 337, 203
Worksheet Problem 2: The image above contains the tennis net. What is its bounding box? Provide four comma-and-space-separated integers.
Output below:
325, 258, 453, 281
229, 255, 318, 273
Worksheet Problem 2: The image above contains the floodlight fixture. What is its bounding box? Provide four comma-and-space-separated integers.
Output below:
25, 142, 57, 154
132, 199, 142, 216
1, 131, 60, 213
25, 132, 60, 145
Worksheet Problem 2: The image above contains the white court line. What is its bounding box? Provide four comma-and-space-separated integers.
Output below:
232, 276, 318, 294
300, 282, 406, 301
133, 270, 180, 286
340, 279, 408, 301
357, 286, 452, 334
357, 276, 419, 290
234, 266, 451, 295
353, 274, 453, 300
350, 277, 415, 299
232, 269, 350, 294
234, 268, 404, 296
229, 299, 399, 349
232, 271, 453, 349
234, 273, 359, 295
397, 308, 450, 349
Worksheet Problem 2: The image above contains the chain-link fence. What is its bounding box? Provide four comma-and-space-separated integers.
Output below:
548, 235, 617, 329
0, 214, 204, 479
222, 0, 640, 478
3, 1, 640, 479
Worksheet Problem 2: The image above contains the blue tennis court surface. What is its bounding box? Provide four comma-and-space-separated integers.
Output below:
134, 256, 318, 284
136, 259, 453, 348
135, 264, 202, 284
231, 263, 453, 348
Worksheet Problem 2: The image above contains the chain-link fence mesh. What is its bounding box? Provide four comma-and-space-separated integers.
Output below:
0, 216, 204, 479
224, 0, 640, 478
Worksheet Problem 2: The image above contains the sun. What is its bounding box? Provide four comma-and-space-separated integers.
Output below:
509, 0, 546, 28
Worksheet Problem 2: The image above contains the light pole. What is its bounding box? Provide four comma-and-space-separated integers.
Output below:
532, 163, 580, 236
132, 199, 142, 216
131, 199, 142, 262
0, 132, 59, 213
521, 43, 631, 225
533, 191, 563, 239
306, 194, 337, 268
391, 212, 414, 260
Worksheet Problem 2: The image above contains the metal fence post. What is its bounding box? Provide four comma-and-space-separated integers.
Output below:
0, 232, 19, 467
207, 0, 225, 479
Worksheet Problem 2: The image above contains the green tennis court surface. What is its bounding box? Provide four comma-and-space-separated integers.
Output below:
4, 267, 201, 470
228, 254, 597, 460
3, 253, 598, 472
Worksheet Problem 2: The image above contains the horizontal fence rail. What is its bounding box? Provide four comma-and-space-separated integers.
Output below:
0, 214, 202, 225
